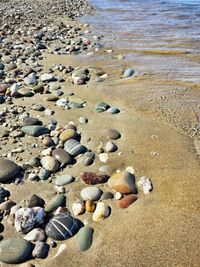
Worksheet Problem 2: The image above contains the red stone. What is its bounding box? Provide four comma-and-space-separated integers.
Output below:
118, 195, 137, 209
80, 172, 109, 185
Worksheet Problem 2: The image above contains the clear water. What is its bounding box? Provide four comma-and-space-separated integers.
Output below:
83, 0, 200, 82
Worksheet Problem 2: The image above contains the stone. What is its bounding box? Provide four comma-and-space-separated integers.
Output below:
79, 116, 88, 124
99, 165, 115, 175
85, 200, 96, 212
0, 200, 16, 211
23, 117, 42, 126
99, 153, 109, 163
114, 192, 123, 200
38, 168, 50, 180
24, 228, 46, 242
41, 73, 55, 82
72, 201, 85, 216
118, 195, 137, 209
46, 194, 66, 213
137, 176, 153, 194
32, 241, 49, 259
41, 156, 60, 172
92, 202, 110, 222
49, 83, 61, 91
28, 195, 45, 208
95, 101, 110, 113
0, 238, 32, 264
0, 159, 19, 182
105, 128, 121, 140
81, 151, 95, 166
106, 107, 120, 114
21, 126, 50, 137
55, 175, 74, 186
76, 226, 93, 251
101, 192, 114, 200
81, 187, 102, 201
59, 129, 76, 141
123, 68, 135, 78
105, 141, 118, 152
32, 104, 45, 111
80, 172, 109, 185
15, 207, 36, 234
64, 139, 86, 157
45, 213, 82, 241
0, 187, 9, 200
52, 149, 71, 165
108, 171, 137, 194
24, 73, 37, 85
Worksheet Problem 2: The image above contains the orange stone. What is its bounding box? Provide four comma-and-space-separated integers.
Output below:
59, 129, 76, 142
118, 195, 137, 209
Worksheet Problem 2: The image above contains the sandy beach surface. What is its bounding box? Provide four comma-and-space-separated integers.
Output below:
0, 0, 200, 266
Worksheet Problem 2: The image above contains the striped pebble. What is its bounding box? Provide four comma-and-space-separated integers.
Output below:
80, 187, 102, 201
45, 213, 82, 241
64, 139, 86, 157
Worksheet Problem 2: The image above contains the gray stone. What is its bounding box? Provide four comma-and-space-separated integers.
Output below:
76, 226, 93, 251
41, 156, 60, 172
81, 187, 102, 201
55, 175, 75, 186
32, 241, 49, 259
106, 107, 120, 114
95, 101, 110, 113
52, 148, 71, 165
32, 104, 45, 111
99, 165, 116, 175
64, 139, 86, 157
123, 68, 135, 78
41, 73, 56, 82
23, 117, 42, 126
81, 152, 95, 166
0, 159, 19, 182
105, 128, 121, 140
38, 168, 51, 180
45, 194, 66, 213
21, 126, 50, 137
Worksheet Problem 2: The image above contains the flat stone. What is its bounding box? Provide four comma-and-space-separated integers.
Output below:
52, 148, 71, 165
0, 159, 19, 182
0, 238, 31, 264
55, 175, 74, 186
41, 74, 56, 82
105, 128, 121, 140
99, 165, 116, 175
23, 117, 42, 126
41, 156, 60, 172
59, 129, 76, 142
95, 101, 110, 113
80, 172, 109, 185
21, 126, 49, 137
123, 68, 135, 78
64, 139, 86, 157
118, 194, 137, 209
81, 187, 102, 201
32, 104, 45, 111
81, 152, 95, 166
45, 194, 66, 213
76, 226, 93, 251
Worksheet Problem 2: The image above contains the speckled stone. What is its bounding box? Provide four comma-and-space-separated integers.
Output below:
80, 172, 109, 185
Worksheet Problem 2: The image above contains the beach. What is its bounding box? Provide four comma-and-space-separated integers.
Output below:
0, 0, 200, 266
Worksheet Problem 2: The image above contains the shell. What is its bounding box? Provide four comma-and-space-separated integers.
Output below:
64, 139, 86, 157
92, 202, 110, 222
72, 201, 85, 216
137, 176, 153, 194
45, 213, 82, 241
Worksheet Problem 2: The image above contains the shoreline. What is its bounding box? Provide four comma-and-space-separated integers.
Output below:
0, 1, 200, 266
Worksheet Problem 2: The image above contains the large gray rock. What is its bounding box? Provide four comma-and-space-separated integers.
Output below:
0, 159, 19, 182
21, 126, 50, 137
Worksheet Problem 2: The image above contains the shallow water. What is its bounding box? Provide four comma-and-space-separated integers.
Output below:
83, 0, 200, 82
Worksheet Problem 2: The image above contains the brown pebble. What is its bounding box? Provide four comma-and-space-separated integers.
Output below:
85, 200, 96, 212
118, 194, 137, 209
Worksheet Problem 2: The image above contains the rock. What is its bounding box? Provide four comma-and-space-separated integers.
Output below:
76, 226, 93, 251
52, 149, 71, 165
118, 195, 137, 209
95, 101, 110, 113
92, 202, 110, 222
46, 194, 66, 213
28, 195, 45, 208
15, 207, 36, 234
41, 74, 55, 82
105, 128, 121, 140
0, 238, 32, 264
137, 176, 153, 194
32, 241, 49, 259
123, 68, 135, 78
33, 84, 44, 93
55, 175, 74, 186
38, 168, 50, 180
24, 73, 37, 85
45, 213, 82, 241
101, 192, 114, 200
79, 116, 88, 124
81, 152, 95, 166
114, 192, 123, 200
41, 156, 60, 172
24, 228, 46, 242
80, 172, 109, 185
0, 199, 16, 211
64, 139, 86, 157
0, 159, 19, 182
106, 107, 120, 114
81, 187, 102, 201
99, 165, 115, 175
34, 207, 46, 224
0, 187, 9, 200
43, 136, 55, 147
108, 171, 137, 194
56, 98, 68, 107
99, 153, 109, 163
23, 117, 42, 126
85, 200, 96, 212
59, 129, 76, 141
105, 141, 118, 152
21, 126, 50, 137
49, 83, 61, 91
32, 104, 45, 111
72, 201, 85, 216
10, 205, 21, 215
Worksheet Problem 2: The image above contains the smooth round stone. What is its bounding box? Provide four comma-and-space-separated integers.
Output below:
32, 104, 45, 111
45, 213, 82, 241
64, 139, 86, 157
85, 200, 96, 212
45, 95, 59, 102
43, 136, 55, 147
79, 116, 88, 124
105, 141, 118, 152
56, 98, 68, 107
32, 241, 49, 259
101, 192, 114, 200
41, 74, 55, 82
24, 228, 46, 242
81, 187, 102, 201
123, 68, 135, 78
59, 129, 76, 142
99, 165, 115, 175
80, 172, 109, 185
92, 202, 110, 222
18, 88, 33, 97
105, 128, 121, 140
24, 73, 37, 85
0, 159, 19, 182
33, 84, 44, 93
0, 200, 16, 211
55, 175, 74, 186
21, 126, 50, 137
72, 68, 88, 79
23, 117, 42, 126
81, 152, 95, 166
95, 102, 110, 113
28, 195, 45, 208
40, 156, 60, 172
0, 238, 32, 264
38, 168, 50, 180
108, 171, 137, 194
76, 226, 93, 251
49, 83, 61, 91
106, 107, 120, 114
52, 148, 71, 165
45, 194, 66, 213
118, 195, 137, 209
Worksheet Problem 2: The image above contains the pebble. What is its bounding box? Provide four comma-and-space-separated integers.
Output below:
81, 151, 95, 166
24, 73, 37, 85
105, 141, 118, 152
85, 200, 96, 212
23, 117, 42, 127
108, 171, 137, 194
43, 136, 55, 147
59, 129, 76, 141
76, 226, 93, 251
32, 104, 45, 111
32, 241, 49, 259
72, 201, 85, 216
106, 107, 120, 114
52, 148, 71, 165
15, 207, 37, 234
118, 195, 137, 209
41, 156, 60, 172
64, 139, 86, 156
0, 238, 32, 264
45, 213, 82, 241
55, 175, 74, 186
79, 116, 88, 124
38, 168, 51, 180
41, 73, 55, 82
101, 192, 114, 200
95, 101, 110, 113
28, 195, 45, 208
81, 187, 102, 201
24, 228, 46, 242
105, 128, 121, 140
21, 126, 50, 137
56, 98, 68, 107
92, 202, 110, 222
80, 172, 109, 185
45, 194, 66, 213
137, 176, 153, 194
0, 159, 19, 182
99, 153, 109, 163
123, 68, 135, 78
114, 192, 123, 200
99, 165, 115, 175
0, 199, 16, 211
